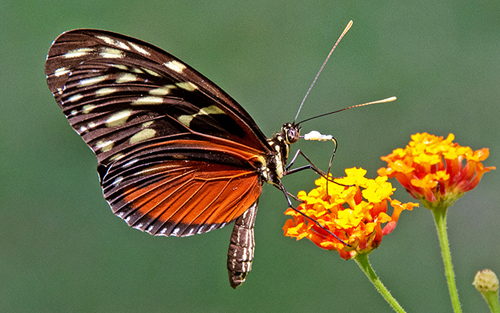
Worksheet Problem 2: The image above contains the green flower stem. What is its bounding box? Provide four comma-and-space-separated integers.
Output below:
431, 204, 462, 313
355, 253, 406, 313
481, 291, 500, 313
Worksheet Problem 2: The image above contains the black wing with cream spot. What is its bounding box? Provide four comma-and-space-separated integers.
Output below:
45, 29, 272, 167
45, 29, 273, 237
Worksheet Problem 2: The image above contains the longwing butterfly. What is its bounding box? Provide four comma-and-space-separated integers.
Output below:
45, 27, 358, 288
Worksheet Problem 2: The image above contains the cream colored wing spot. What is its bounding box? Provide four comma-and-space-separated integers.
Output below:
109, 153, 125, 162
115, 73, 137, 83
142, 121, 154, 128
128, 41, 150, 55
100, 47, 125, 58
82, 104, 96, 114
70, 110, 78, 116
131, 68, 144, 74
176, 82, 198, 91
54, 67, 70, 77
129, 129, 156, 144
164, 60, 186, 73
132, 96, 164, 105
177, 105, 226, 127
178, 115, 194, 127
149, 85, 176, 96
142, 68, 161, 77
79, 75, 108, 87
67, 94, 83, 102
106, 109, 132, 127
95, 35, 130, 51
95, 140, 114, 152
199, 105, 225, 115
64, 48, 94, 58
95, 87, 117, 97
112, 64, 128, 71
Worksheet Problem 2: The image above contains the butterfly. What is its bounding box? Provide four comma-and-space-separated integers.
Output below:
45, 27, 372, 288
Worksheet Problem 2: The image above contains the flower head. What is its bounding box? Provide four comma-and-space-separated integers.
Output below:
283, 168, 418, 260
378, 133, 495, 209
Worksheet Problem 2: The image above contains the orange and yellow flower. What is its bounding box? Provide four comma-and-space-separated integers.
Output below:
283, 168, 418, 260
378, 133, 495, 209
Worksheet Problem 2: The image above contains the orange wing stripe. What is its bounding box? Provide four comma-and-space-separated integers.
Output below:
110, 160, 262, 237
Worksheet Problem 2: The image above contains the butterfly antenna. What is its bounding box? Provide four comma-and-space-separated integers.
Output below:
297, 96, 397, 125
294, 20, 353, 123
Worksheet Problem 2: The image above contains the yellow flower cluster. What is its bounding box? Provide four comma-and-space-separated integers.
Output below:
283, 168, 418, 260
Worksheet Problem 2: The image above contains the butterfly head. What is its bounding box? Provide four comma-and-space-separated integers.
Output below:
282, 123, 301, 145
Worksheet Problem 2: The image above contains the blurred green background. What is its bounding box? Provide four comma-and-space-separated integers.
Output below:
1, 1, 499, 312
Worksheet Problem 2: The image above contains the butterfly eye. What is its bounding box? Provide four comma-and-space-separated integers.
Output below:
286, 127, 300, 144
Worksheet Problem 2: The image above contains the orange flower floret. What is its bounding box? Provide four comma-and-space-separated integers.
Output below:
378, 133, 495, 208
283, 168, 418, 260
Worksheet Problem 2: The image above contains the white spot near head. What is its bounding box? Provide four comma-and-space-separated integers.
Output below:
79, 75, 108, 87
129, 128, 156, 144
115, 73, 137, 83
106, 109, 132, 127
132, 96, 164, 105
54, 67, 70, 77
128, 41, 150, 55
70, 110, 78, 116
79, 126, 87, 133
95, 140, 114, 152
67, 94, 83, 102
95, 87, 117, 97
87, 122, 96, 129
176, 82, 197, 91
64, 48, 94, 58
164, 60, 186, 73
303, 130, 333, 141
149, 85, 176, 96
82, 104, 96, 114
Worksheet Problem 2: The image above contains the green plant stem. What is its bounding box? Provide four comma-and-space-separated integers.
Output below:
355, 253, 406, 313
481, 291, 500, 313
431, 205, 462, 313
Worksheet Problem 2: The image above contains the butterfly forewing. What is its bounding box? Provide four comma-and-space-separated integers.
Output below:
45, 29, 273, 237
45, 29, 271, 165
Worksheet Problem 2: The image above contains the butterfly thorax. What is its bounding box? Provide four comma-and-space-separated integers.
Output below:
262, 123, 300, 185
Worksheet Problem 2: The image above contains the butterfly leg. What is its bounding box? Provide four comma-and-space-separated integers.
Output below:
277, 182, 348, 246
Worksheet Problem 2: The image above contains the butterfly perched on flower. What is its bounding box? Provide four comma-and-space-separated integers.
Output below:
45, 23, 389, 288
45, 28, 313, 289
